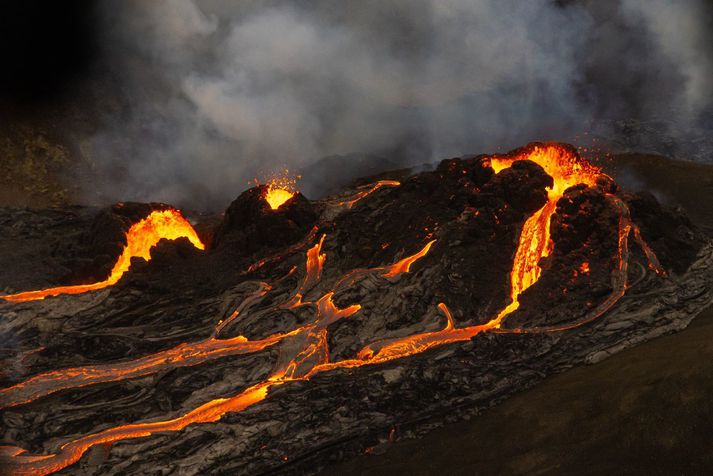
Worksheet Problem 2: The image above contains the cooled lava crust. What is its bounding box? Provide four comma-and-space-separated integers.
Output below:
0, 142, 709, 476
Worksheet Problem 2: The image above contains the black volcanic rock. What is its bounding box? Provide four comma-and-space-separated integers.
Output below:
626, 191, 705, 274
487, 159, 553, 214
213, 186, 318, 254
0, 143, 711, 476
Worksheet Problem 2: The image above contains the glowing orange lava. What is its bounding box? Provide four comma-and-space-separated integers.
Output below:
338, 180, 401, 208
0, 209, 205, 303
0, 144, 667, 476
383, 240, 436, 277
488, 144, 602, 326
264, 174, 298, 210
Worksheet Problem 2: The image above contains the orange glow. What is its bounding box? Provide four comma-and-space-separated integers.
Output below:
1, 209, 204, 303
383, 240, 436, 277
263, 174, 298, 210
282, 234, 326, 309
2, 144, 668, 476
489, 143, 600, 196
488, 144, 602, 327
338, 180, 400, 208
265, 188, 295, 210
579, 262, 590, 274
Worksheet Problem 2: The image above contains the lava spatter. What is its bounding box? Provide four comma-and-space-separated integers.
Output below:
263, 174, 298, 210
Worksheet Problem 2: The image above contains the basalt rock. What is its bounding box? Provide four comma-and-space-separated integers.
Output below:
0, 143, 711, 476
486, 159, 553, 214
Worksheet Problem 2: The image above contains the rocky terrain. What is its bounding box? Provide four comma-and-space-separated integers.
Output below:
0, 143, 711, 475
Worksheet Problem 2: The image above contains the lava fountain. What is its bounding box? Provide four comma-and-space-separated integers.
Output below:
263, 173, 298, 210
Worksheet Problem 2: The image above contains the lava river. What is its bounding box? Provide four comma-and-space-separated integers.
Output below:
0, 144, 666, 475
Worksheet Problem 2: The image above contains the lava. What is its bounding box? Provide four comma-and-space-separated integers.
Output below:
383, 240, 436, 278
263, 174, 298, 210
1, 382, 276, 476
0, 234, 435, 475
0, 144, 667, 476
338, 180, 401, 208
487, 144, 602, 327
0, 209, 205, 303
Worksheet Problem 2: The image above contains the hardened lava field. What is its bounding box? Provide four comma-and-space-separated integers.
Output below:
0, 143, 711, 475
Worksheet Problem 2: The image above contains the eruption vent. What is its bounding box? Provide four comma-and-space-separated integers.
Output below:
489, 144, 602, 323
263, 173, 298, 210
0, 209, 204, 302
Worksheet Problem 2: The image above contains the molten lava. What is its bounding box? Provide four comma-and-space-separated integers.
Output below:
383, 240, 436, 277
488, 144, 602, 326
265, 188, 295, 210
263, 174, 298, 210
0, 144, 668, 476
0, 209, 204, 303
338, 180, 401, 208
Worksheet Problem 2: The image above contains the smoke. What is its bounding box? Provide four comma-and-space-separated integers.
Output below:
82, 0, 713, 208
621, 0, 713, 118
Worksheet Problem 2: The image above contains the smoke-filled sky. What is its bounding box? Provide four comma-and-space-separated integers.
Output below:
3, 0, 712, 208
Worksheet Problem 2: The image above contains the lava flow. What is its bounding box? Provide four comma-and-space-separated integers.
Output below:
0, 209, 205, 303
338, 180, 401, 208
0, 145, 669, 476
0, 229, 434, 476
488, 144, 601, 324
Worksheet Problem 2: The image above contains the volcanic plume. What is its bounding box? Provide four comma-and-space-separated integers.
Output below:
0, 143, 710, 475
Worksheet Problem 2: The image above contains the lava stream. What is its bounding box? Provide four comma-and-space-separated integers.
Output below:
1, 382, 276, 476
1, 145, 666, 476
1, 234, 435, 475
0, 328, 289, 409
383, 240, 436, 277
487, 144, 601, 326
338, 180, 401, 208
0, 209, 205, 303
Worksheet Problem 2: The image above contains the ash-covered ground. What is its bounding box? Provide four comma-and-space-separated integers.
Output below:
0, 143, 711, 475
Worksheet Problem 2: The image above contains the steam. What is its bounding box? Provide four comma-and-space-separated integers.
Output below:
85, 0, 713, 208
622, 0, 713, 118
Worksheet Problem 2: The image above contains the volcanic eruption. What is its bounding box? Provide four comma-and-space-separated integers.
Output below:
263, 174, 298, 211
0, 143, 710, 476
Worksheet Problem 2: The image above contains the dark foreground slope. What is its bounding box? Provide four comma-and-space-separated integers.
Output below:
323, 304, 713, 476
322, 153, 713, 476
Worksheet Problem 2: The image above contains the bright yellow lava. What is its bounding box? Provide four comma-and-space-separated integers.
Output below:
265, 188, 295, 210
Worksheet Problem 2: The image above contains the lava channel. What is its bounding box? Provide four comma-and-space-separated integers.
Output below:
0, 145, 667, 476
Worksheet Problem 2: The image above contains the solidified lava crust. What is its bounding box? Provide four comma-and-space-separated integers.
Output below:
0, 142, 710, 476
